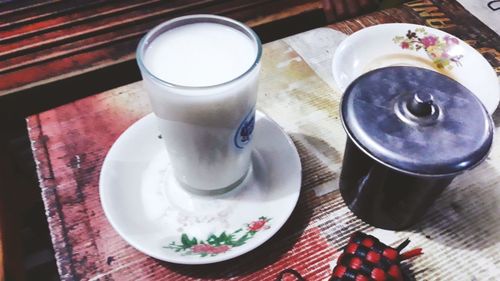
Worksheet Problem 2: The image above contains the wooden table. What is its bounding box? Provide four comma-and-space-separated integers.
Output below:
0, 0, 322, 96
27, 1, 500, 280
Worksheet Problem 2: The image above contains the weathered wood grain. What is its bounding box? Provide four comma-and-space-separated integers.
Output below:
0, 0, 322, 96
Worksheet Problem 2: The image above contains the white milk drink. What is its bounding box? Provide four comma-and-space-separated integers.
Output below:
140, 18, 261, 192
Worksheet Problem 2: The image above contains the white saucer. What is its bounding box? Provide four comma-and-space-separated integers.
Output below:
332, 23, 499, 114
99, 111, 301, 264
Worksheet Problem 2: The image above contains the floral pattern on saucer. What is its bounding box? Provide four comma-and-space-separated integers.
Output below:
393, 28, 463, 70
165, 217, 271, 257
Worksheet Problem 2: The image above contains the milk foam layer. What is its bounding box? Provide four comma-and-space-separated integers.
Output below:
144, 22, 256, 88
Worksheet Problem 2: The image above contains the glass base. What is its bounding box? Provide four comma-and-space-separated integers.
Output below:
177, 167, 251, 196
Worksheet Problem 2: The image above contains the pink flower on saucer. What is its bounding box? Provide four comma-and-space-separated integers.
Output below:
421, 35, 438, 48
393, 28, 464, 70
191, 244, 212, 254
192, 244, 230, 254
248, 217, 271, 232
166, 216, 272, 257
444, 35, 459, 45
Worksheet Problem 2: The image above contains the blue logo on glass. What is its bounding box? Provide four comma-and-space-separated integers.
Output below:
234, 110, 255, 149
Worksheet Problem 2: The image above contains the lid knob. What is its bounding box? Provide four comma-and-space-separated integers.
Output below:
341, 66, 493, 176
408, 92, 434, 117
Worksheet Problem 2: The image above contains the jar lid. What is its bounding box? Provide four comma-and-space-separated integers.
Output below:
341, 66, 494, 176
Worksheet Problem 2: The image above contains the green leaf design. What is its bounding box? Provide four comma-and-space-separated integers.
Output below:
181, 234, 190, 246
218, 232, 228, 245
206, 234, 217, 245
180, 234, 197, 249
232, 231, 256, 247
393, 35, 404, 42
165, 216, 272, 257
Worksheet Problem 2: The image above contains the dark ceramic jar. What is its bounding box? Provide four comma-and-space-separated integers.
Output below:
339, 66, 494, 230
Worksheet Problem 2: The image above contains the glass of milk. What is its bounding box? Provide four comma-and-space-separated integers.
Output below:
136, 15, 262, 194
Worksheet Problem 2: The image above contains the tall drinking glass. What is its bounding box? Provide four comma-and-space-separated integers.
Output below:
136, 15, 262, 194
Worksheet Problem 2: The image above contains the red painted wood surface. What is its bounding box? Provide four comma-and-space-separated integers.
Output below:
27, 1, 500, 280
26, 82, 344, 280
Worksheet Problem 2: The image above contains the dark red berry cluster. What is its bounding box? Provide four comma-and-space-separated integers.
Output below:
330, 232, 405, 281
